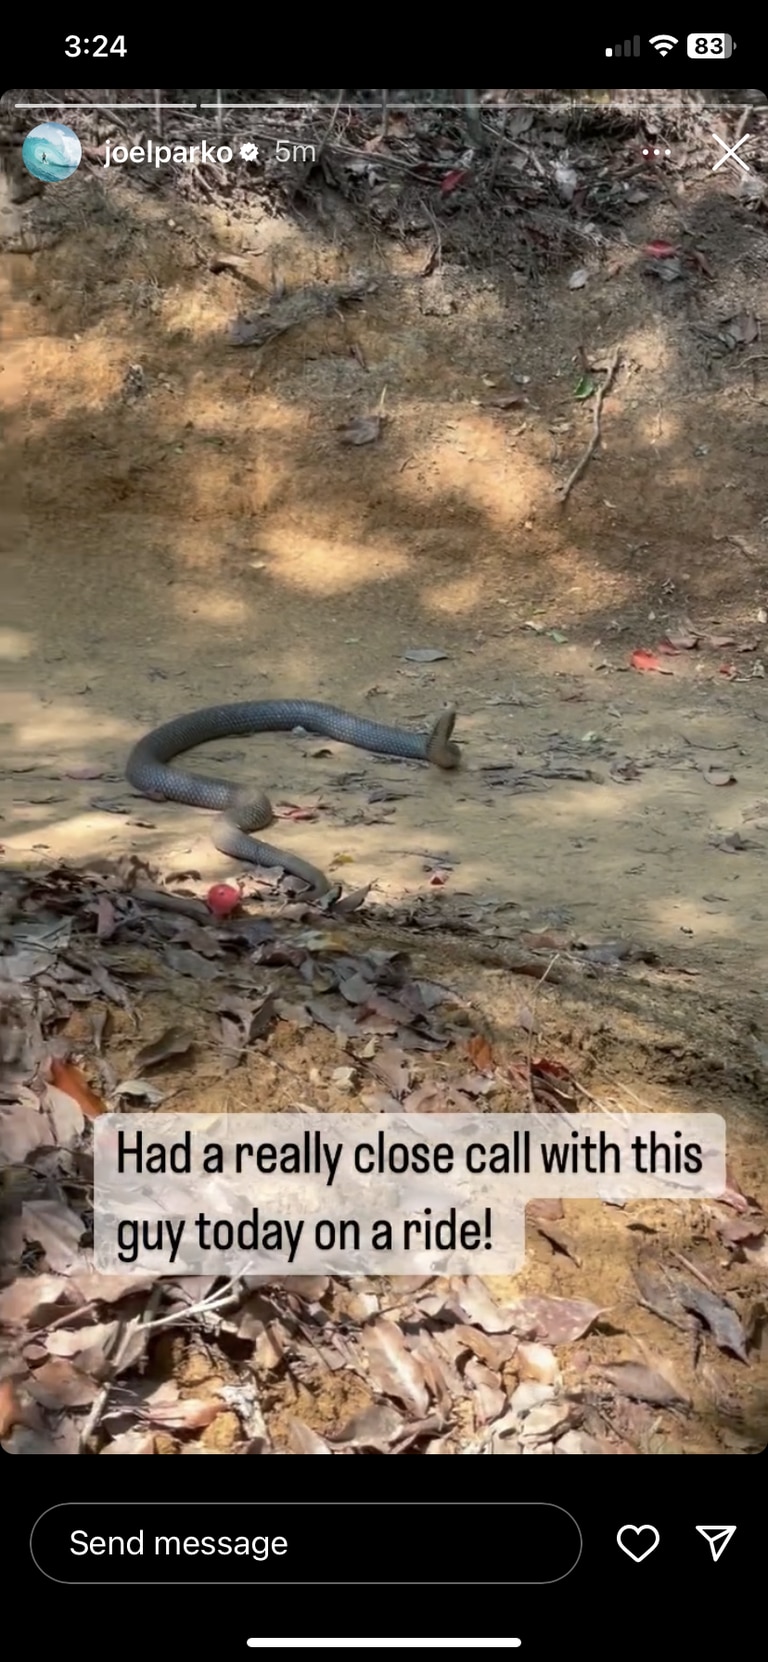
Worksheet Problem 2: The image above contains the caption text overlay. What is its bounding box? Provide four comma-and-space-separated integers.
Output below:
94, 1111, 726, 1276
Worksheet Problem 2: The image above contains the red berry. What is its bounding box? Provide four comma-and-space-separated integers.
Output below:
206, 883, 240, 917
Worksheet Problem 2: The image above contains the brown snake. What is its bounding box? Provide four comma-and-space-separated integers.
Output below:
126, 699, 461, 895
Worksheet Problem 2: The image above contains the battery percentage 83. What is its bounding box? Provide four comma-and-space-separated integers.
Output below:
686, 33, 736, 57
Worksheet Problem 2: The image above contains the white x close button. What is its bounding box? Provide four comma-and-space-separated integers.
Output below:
711, 133, 751, 173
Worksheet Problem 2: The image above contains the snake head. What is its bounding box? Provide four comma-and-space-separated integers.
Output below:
426, 706, 461, 769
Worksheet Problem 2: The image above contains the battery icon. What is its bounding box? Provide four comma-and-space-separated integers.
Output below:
686, 32, 735, 57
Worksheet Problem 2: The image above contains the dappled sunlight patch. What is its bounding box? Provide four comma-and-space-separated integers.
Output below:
174, 587, 248, 625
264, 534, 409, 594
619, 324, 678, 378
2, 806, 134, 859
421, 573, 485, 615
158, 284, 248, 339
1, 335, 126, 425
6, 690, 133, 755
0, 627, 35, 660
633, 404, 684, 446
397, 414, 545, 523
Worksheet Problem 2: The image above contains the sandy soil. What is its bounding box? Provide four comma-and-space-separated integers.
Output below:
1, 136, 768, 1452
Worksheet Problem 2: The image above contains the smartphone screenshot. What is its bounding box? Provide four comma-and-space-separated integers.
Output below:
1, 32, 765, 1656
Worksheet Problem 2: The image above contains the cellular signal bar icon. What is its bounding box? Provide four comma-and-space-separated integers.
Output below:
606, 36, 641, 56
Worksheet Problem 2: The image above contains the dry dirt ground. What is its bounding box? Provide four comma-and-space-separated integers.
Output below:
1, 122, 768, 1454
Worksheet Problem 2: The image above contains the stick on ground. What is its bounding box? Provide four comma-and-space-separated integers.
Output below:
558, 345, 622, 506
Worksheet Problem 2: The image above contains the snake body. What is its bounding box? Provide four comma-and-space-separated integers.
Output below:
126, 700, 460, 895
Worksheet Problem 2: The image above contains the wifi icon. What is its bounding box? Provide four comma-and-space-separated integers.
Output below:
650, 34, 679, 55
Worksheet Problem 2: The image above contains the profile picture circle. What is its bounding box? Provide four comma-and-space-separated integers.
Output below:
22, 122, 82, 183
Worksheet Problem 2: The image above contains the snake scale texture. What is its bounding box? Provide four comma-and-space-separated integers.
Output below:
126, 699, 461, 895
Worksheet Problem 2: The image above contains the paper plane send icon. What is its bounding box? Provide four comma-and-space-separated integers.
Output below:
696, 1525, 737, 1562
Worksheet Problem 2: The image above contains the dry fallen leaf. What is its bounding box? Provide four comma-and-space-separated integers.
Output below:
0, 1273, 76, 1327
0, 1376, 25, 1438
466, 1033, 495, 1073
527, 1199, 565, 1224
447, 1275, 514, 1334
141, 1395, 226, 1431
630, 649, 674, 674
517, 1342, 560, 1385
361, 1318, 431, 1418
482, 393, 527, 410
600, 1360, 689, 1407
332, 1402, 406, 1450
112, 1079, 164, 1106
27, 1357, 100, 1409
370, 1047, 413, 1099
46, 1320, 121, 1369
47, 1057, 106, 1120
38, 1084, 85, 1147
134, 1026, 194, 1072
339, 415, 382, 445
101, 1429, 156, 1454
717, 1167, 756, 1214
163, 946, 221, 981
505, 1294, 606, 1344
329, 883, 372, 915
702, 767, 737, 787
288, 1420, 333, 1454
22, 1198, 87, 1273
660, 629, 699, 651
449, 1325, 518, 1371
70, 1270, 158, 1304
674, 1280, 749, 1362
465, 1356, 506, 1424
535, 1218, 581, 1265
0, 1099, 56, 1162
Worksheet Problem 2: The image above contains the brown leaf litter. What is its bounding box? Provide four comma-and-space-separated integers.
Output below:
1, 855, 766, 1454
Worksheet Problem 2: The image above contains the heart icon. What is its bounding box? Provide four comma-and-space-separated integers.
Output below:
617, 1525, 660, 1562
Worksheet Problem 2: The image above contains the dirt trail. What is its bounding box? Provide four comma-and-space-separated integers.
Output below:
1, 147, 767, 1452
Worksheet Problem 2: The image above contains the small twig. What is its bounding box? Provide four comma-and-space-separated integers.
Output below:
606, 1077, 664, 1112
558, 345, 622, 506
420, 205, 442, 277
79, 1283, 163, 1452
192, 166, 217, 202
669, 1250, 721, 1296
378, 1278, 439, 1317
78, 1383, 111, 1453
487, 107, 509, 190
462, 89, 483, 149
712, 533, 762, 563
290, 88, 345, 198
570, 1076, 632, 1126
73, 100, 133, 135
478, 764, 599, 782
140, 1275, 245, 1332
524, 954, 561, 1105
735, 104, 753, 143
24, 1299, 99, 1338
